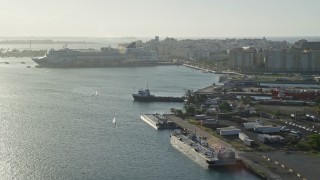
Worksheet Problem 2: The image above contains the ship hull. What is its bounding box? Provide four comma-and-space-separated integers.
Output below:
140, 114, 178, 130
170, 134, 239, 168
170, 135, 211, 167
32, 57, 172, 68
31, 46, 164, 68
132, 95, 184, 102
140, 114, 159, 130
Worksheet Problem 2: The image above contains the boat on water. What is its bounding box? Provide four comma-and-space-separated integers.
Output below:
132, 89, 184, 102
112, 111, 118, 126
140, 114, 178, 130
32, 42, 159, 68
112, 116, 116, 126
170, 131, 240, 168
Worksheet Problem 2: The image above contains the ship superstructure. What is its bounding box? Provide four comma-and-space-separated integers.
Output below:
170, 131, 239, 167
140, 114, 178, 130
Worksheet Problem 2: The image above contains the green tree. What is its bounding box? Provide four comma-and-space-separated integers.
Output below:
185, 89, 197, 104
315, 97, 320, 106
219, 101, 232, 112
240, 95, 254, 105
307, 134, 320, 151
184, 104, 196, 116
296, 134, 320, 151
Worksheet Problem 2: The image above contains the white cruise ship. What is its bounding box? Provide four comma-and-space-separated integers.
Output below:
32, 42, 158, 68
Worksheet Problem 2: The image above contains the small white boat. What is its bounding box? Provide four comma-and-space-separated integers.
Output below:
112, 116, 116, 126
112, 111, 118, 126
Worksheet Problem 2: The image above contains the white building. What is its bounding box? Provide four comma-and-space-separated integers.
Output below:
229, 47, 257, 70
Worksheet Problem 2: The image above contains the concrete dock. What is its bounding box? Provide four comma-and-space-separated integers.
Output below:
194, 85, 272, 97
164, 114, 234, 151
164, 114, 286, 180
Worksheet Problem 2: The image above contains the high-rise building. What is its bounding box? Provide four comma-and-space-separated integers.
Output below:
229, 47, 257, 70
265, 49, 320, 72
256, 48, 264, 67
155, 36, 159, 43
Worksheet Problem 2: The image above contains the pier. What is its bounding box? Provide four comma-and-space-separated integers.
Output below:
194, 85, 272, 97
164, 114, 282, 180
164, 114, 233, 150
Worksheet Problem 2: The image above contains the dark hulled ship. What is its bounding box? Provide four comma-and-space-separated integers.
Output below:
132, 89, 184, 102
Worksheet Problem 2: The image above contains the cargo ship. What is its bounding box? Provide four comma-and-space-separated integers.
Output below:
32, 42, 159, 68
271, 88, 320, 100
140, 114, 178, 130
170, 131, 240, 168
132, 89, 184, 102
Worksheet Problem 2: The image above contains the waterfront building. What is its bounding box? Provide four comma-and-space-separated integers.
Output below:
256, 48, 264, 67
229, 47, 257, 70
155, 36, 160, 43
157, 45, 172, 57
172, 47, 191, 58
144, 37, 290, 61
265, 48, 320, 73
265, 49, 282, 71
294, 39, 320, 50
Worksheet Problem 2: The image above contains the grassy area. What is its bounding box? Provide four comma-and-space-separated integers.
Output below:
254, 104, 317, 116
254, 74, 291, 81
187, 119, 198, 125
223, 74, 302, 82
302, 151, 320, 158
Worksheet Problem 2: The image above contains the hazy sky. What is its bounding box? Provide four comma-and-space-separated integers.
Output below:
1, 0, 319, 37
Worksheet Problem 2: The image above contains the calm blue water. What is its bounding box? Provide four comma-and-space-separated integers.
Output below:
0, 59, 260, 180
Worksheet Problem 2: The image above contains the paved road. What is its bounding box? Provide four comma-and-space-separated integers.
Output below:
263, 151, 319, 180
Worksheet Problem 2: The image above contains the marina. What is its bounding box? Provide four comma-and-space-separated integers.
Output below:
1, 65, 262, 180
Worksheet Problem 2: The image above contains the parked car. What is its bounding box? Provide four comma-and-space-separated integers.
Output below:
290, 114, 295, 119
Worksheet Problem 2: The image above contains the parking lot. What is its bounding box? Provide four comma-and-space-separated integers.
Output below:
204, 113, 320, 150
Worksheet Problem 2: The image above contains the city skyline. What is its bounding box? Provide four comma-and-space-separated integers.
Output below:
1, 0, 319, 37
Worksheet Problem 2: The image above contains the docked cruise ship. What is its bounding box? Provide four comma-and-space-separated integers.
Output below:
32, 42, 158, 68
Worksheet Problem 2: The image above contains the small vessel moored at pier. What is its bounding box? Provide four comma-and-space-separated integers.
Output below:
132, 89, 184, 102
170, 131, 239, 168
140, 114, 178, 130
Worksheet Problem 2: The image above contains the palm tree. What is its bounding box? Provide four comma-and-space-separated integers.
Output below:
184, 89, 197, 104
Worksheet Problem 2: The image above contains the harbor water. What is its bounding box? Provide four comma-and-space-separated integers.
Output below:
0, 58, 260, 180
